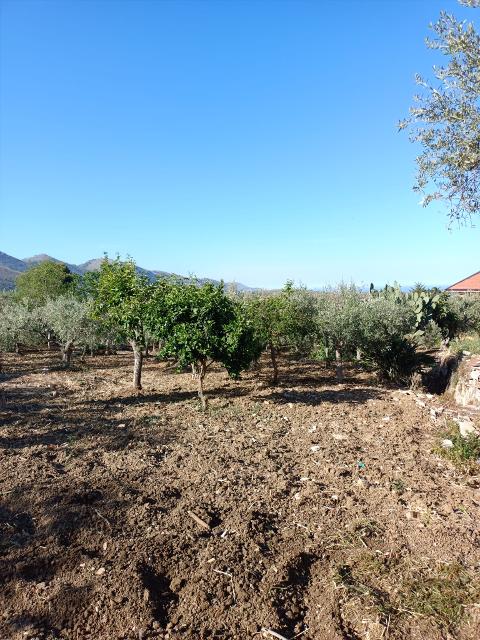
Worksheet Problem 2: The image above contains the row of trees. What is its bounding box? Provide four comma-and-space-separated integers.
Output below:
1, 259, 480, 407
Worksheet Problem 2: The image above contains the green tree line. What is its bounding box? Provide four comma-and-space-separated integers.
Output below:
1, 258, 480, 408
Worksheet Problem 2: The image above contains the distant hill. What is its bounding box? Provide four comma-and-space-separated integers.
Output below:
0, 250, 255, 292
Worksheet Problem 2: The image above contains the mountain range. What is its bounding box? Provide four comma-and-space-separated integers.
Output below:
0, 251, 254, 292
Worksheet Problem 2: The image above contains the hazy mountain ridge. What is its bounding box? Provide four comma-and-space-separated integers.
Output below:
0, 251, 255, 292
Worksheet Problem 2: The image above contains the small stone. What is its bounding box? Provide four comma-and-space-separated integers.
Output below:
310, 445, 320, 453
143, 588, 150, 602
95, 567, 106, 576
456, 419, 477, 438
441, 439, 454, 449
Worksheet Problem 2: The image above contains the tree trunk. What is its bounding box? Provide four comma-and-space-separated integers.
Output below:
62, 342, 73, 367
47, 331, 52, 350
335, 349, 344, 380
131, 341, 143, 391
356, 347, 362, 361
269, 342, 279, 384
144, 342, 150, 358
192, 359, 207, 410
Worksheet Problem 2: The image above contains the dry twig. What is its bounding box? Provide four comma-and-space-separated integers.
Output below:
187, 510, 211, 530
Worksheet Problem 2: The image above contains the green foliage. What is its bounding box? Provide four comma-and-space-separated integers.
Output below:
371, 284, 462, 342
15, 261, 75, 306
91, 257, 151, 347
245, 282, 316, 352
41, 296, 95, 365
400, 3, 480, 224
150, 281, 261, 406
317, 284, 364, 360
74, 270, 101, 301
360, 297, 418, 381
244, 282, 317, 382
449, 332, 480, 355
437, 420, 480, 473
0, 297, 43, 352
450, 293, 480, 334
421, 320, 444, 349
90, 257, 155, 388
400, 563, 480, 629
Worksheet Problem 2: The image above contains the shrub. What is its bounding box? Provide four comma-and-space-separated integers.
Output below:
449, 333, 480, 356
420, 320, 444, 349
360, 297, 418, 382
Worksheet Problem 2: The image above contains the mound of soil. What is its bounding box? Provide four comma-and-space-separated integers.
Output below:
1, 351, 479, 639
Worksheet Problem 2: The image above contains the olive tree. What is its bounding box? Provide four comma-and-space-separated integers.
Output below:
91, 258, 152, 390
316, 285, 364, 379
400, 1, 480, 224
0, 297, 42, 356
360, 296, 418, 382
41, 296, 93, 366
244, 282, 317, 384
150, 281, 261, 409
449, 292, 480, 333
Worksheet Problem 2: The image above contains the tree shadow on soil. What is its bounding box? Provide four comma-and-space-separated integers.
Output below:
86, 384, 251, 408
257, 386, 385, 406
0, 416, 180, 451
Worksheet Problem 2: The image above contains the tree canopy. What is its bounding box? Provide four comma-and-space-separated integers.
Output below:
15, 260, 75, 305
400, 1, 480, 224
91, 257, 152, 389
150, 281, 261, 409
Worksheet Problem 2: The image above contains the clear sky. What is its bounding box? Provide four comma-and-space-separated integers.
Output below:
0, 0, 478, 289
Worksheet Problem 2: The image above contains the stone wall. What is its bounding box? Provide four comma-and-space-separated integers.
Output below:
448, 354, 480, 408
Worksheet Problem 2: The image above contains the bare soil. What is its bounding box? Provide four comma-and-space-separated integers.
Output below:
1, 350, 479, 640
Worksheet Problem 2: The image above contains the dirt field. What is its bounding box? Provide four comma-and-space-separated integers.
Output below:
1, 350, 479, 640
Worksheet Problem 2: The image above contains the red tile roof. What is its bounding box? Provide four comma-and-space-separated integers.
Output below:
447, 270, 480, 292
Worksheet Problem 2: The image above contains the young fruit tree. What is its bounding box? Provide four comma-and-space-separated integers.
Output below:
41, 296, 93, 366
400, 1, 480, 224
316, 285, 364, 379
91, 258, 152, 390
150, 281, 261, 410
245, 282, 317, 384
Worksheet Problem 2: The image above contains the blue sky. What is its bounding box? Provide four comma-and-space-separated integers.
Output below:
0, 0, 478, 288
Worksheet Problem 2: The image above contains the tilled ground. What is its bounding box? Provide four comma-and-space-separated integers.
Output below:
1, 351, 479, 640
